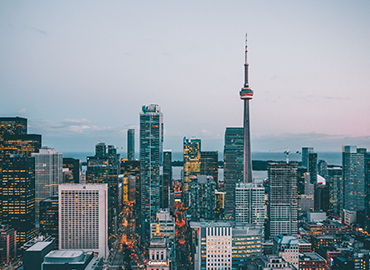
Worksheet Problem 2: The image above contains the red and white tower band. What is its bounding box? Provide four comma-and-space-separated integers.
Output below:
239, 33, 253, 183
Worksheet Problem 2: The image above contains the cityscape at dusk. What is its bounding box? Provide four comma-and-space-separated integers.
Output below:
0, 1, 370, 270
1, 1, 370, 153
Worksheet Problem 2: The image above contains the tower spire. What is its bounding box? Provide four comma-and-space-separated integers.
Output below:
244, 33, 249, 87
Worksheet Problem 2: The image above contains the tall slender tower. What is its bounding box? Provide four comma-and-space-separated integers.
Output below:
239, 34, 253, 183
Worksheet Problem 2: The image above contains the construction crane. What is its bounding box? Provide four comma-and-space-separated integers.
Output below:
284, 149, 301, 164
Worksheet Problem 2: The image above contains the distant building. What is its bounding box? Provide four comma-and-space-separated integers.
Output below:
0, 117, 27, 141
0, 224, 16, 264
23, 237, 55, 270
42, 250, 102, 270
235, 182, 265, 225
127, 129, 135, 161
1, 155, 36, 245
140, 104, 163, 242
342, 146, 365, 215
86, 142, 120, 235
308, 152, 318, 184
59, 184, 109, 258
224, 127, 244, 219
183, 137, 201, 208
32, 147, 63, 229
190, 175, 215, 221
267, 162, 298, 239
200, 151, 218, 187
163, 150, 172, 209
326, 166, 343, 217
39, 195, 59, 245
301, 147, 314, 170
63, 158, 80, 183
298, 173, 314, 211
215, 190, 225, 220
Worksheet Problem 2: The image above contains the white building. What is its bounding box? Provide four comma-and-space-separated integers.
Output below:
150, 208, 175, 242
147, 237, 170, 270
59, 184, 109, 258
32, 147, 63, 229
235, 183, 265, 225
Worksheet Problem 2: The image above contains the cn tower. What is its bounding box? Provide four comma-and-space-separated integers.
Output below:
239, 34, 253, 183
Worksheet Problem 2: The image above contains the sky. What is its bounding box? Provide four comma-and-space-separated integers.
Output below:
1, 1, 370, 155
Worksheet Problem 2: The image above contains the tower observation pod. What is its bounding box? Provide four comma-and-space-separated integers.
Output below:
239, 33, 253, 183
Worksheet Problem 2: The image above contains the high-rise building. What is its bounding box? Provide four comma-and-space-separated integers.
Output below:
150, 209, 175, 243
183, 137, 201, 207
95, 142, 106, 158
121, 159, 140, 224
298, 173, 314, 212
140, 104, 163, 242
308, 152, 318, 184
326, 166, 343, 217
0, 117, 27, 141
0, 224, 16, 264
190, 175, 215, 221
267, 162, 298, 239
1, 155, 36, 245
301, 147, 314, 170
59, 184, 109, 258
39, 195, 59, 245
364, 152, 370, 233
31, 147, 63, 229
127, 129, 135, 161
63, 158, 80, 183
318, 160, 328, 179
239, 34, 253, 184
200, 151, 218, 186
1, 134, 41, 164
163, 150, 172, 209
235, 183, 265, 225
224, 127, 244, 219
342, 146, 365, 214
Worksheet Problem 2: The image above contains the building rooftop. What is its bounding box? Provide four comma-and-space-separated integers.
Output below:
44, 250, 86, 263
26, 241, 54, 251
299, 252, 326, 262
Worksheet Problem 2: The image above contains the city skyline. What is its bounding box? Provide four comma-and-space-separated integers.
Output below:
1, 1, 370, 153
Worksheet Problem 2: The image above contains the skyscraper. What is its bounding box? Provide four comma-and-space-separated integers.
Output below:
224, 127, 244, 219
326, 166, 343, 217
31, 147, 63, 229
86, 142, 119, 235
190, 175, 215, 221
39, 195, 59, 245
140, 104, 163, 242
127, 129, 135, 161
342, 146, 365, 214
1, 155, 36, 245
235, 183, 265, 225
0, 117, 27, 141
239, 34, 253, 184
163, 150, 172, 209
267, 162, 298, 239
301, 147, 314, 170
183, 137, 201, 207
200, 151, 218, 186
59, 184, 109, 258
63, 158, 80, 184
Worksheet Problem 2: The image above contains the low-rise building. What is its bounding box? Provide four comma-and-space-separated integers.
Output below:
298, 252, 326, 270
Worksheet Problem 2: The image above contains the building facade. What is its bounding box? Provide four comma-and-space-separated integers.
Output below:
190, 175, 215, 221
31, 147, 63, 229
235, 182, 265, 225
140, 104, 164, 242
127, 129, 135, 161
39, 195, 59, 244
183, 138, 201, 208
59, 184, 109, 258
267, 163, 298, 239
224, 127, 244, 219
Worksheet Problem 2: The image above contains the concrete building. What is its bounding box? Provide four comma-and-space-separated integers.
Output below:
190, 221, 263, 270
59, 184, 108, 258
298, 252, 326, 270
39, 195, 59, 245
235, 182, 265, 225
267, 163, 298, 238
31, 147, 63, 229
150, 209, 175, 243
23, 237, 55, 270
147, 237, 170, 270
326, 166, 343, 217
